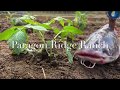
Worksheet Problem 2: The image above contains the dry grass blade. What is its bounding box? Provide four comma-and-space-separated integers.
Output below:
41, 67, 46, 79
27, 72, 35, 79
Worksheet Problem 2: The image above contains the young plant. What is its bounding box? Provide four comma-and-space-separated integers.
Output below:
54, 26, 83, 41
24, 24, 50, 56
10, 15, 36, 26
6, 11, 17, 21
0, 11, 87, 64
74, 11, 87, 30
53, 26, 84, 64
0, 26, 28, 55
44, 16, 73, 27
51, 12, 87, 64
0, 14, 54, 60
7, 29, 28, 55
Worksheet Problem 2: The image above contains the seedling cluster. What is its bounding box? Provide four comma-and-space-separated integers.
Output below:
0, 11, 87, 64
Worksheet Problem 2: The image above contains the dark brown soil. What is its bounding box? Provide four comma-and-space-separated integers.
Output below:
0, 12, 120, 79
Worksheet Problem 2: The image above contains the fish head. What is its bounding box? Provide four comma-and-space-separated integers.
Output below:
74, 24, 120, 65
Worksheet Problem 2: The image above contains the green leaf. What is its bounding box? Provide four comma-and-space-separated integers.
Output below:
53, 28, 60, 34
20, 15, 36, 20
63, 26, 83, 35
66, 19, 73, 26
7, 30, 27, 55
11, 18, 24, 25
54, 17, 67, 26
60, 26, 83, 39
53, 16, 73, 26
40, 24, 52, 30
54, 16, 67, 21
44, 19, 55, 25
24, 24, 48, 31
0, 26, 24, 41
66, 46, 73, 64
59, 20, 64, 26
60, 31, 68, 38
23, 19, 52, 29
23, 19, 40, 25
10, 15, 36, 26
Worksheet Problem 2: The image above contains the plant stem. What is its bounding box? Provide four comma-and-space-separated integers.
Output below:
54, 31, 62, 40
38, 31, 50, 56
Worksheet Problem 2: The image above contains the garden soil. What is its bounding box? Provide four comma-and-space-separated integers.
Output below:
0, 12, 120, 79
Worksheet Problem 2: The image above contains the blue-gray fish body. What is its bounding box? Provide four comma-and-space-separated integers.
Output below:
74, 24, 119, 65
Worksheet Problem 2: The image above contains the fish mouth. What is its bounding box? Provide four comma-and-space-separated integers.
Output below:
74, 50, 106, 64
